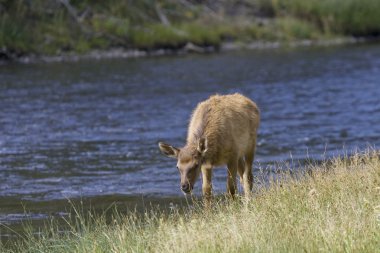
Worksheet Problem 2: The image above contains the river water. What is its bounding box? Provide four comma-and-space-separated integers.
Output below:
1, 43, 380, 238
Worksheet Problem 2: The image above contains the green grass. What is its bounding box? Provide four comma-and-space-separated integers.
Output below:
1, 0, 380, 58
271, 0, 380, 36
2, 150, 379, 252
0, 13, 32, 54
129, 24, 186, 50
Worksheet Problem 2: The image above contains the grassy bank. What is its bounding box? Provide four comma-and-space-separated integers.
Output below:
1, 0, 380, 59
2, 150, 380, 252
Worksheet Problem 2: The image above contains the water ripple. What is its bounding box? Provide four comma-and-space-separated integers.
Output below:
1, 43, 380, 202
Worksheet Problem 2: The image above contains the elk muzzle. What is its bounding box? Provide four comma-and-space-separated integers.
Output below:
181, 183, 193, 194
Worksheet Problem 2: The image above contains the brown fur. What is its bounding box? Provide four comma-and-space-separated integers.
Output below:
159, 93, 260, 204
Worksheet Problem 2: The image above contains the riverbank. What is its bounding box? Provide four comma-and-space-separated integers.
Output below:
2, 150, 379, 252
1, 0, 380, 63
8, 36, 378, 64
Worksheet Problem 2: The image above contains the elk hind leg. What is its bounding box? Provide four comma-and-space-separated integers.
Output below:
243, 146, 255, 198
227, 159, 238, 198
237, 157, 245, 189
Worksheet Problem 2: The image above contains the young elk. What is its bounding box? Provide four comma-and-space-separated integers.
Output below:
158, 93, 260, 204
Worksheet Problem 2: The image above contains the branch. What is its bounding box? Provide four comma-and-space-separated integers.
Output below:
58, 0, 79, 23
155, 3, 170, 26
57, 0, 91, 34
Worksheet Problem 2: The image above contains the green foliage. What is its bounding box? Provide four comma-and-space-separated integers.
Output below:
0, 0, 379, 57
271, 0, 380, 36
180, 22, 223, 46
128, 22, 227, 50
92, 16, 130, 38
129, 24, 186, 49
272, 17, 321, 40
239, 23, 273, 41
0, 14, 31, 54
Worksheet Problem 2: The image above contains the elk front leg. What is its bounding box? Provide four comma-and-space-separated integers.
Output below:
201, 166, 212, 207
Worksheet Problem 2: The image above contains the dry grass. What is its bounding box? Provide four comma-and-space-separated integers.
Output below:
2, 150, 380, 252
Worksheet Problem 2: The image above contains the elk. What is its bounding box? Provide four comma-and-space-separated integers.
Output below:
158, 93, 260, 203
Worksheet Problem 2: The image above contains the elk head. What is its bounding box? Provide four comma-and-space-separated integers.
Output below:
158, 138, 208, 194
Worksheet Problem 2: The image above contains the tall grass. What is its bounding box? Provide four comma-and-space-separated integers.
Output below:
2, 150, 379, 252
271, 0, 380, 36
0, 2, 32, 55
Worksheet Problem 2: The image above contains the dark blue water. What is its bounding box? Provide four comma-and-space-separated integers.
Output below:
0, 43, 380, 225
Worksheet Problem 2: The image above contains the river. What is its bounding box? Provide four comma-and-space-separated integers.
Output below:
1, 42, 380, 240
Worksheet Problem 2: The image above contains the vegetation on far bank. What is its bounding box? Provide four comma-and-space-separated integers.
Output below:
1, 0, 380, 59
1, 150, 380, 252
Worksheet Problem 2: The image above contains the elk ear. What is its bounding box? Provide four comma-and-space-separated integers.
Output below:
158, 142, 180, 158
197, 137, 208, 156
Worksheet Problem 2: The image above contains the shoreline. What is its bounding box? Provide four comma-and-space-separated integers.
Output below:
0, 194, 188, 244
2, 36, 378, 65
